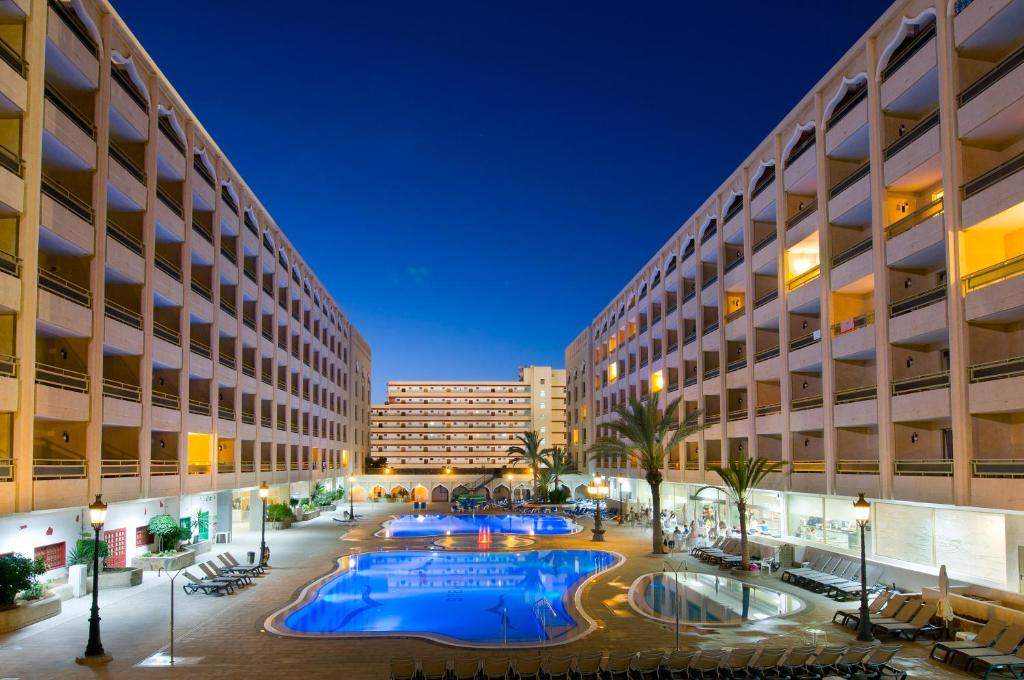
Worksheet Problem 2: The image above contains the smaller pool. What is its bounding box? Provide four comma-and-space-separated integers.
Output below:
378, 513, 580, 538
630, 572, 805, 626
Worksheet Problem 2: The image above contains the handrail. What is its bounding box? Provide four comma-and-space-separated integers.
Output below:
158, 116, 186, 154
792, 460, 825, 473
791, 394, 823, 411
754, 289, 778, 308
218, 351, 236, 369
724, 256, 744, 273
726, 407, 748, 419
790, 330, 820, 351
834, 385, 877, 404
751, 167, 775, 198
830, 311, 874, 336
837, 459, 879, 474
702, 321, 719, 335
752, 232, 776, 254
244, 212, 259, 236
48, 0, 97, 54
886, 197, 943, 239
962, 252, 1024, 293
0, 33, 25, 77
972, 459, 1024, 479
725, 306, 745, 323
881, 21, 936, 81
221, 187, 239, 213
220, 245, 237, 265
890, 284, 945, 317
684, 375, 697, 386
33, 457, 87, 480
217, 404, 234, 420
188, 398, 211, 416
156, 185, 183, 217
894, 459, 953, 476
192, 220, 213, 244
152, 390, 180, 410
243, 267, 257, 284
219, 298, 237, 317
104, 299, 142, 329
242, 316, 256, 331
786, 198, 817, 229
754, 346, 779, 362
43, 84, 95, 139
154, 252, 182, 280
702, 274, 718, 289
785, 133, 815, 167
241, 362, 256, 377
192, 157, 215, 188
787, 265, 820, 291
0, 353, 18, 379
828, 161, 870, 198
111, 66, 149, 112
190, 279, 212, 301
884, 109, 939, 160
0, 141, 23, 177
151, 459, 179, 476
969, 355, 1024, 383
683, 332, 696, 345
0, 457, 12, 482
35, 361, 89, 392
726, 358, 746, 373
959, 43, 1024, 106
962, 150, 1024, 200
700, 225, 716, 245
703, 367, 720, 379
102, 377, 140, 402
41, 173, 93, 222
681, 290, 695, 303
826, 86, 867, 131
39, 268, 90, 307
109, 142, 145, 183
0, 247, 22, 278
832, 236, 872, 268
153, 321, 181, 345
755, 403, 781, 416
724, 198, 743, 223
891, 370, 949, 395
704, 413, 721, 424
682, 242, 696, 259
189, 337, 212, 359
106, 220, 143, 256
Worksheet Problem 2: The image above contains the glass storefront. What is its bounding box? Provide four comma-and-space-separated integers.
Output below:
787, 494, 824, 542
748, 491, 783, 538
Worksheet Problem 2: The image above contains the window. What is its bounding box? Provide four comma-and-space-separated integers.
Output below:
540, 426, 546, 433
34, 542, 66, 571
540, 390, 545, 397
136, 525, 153, 547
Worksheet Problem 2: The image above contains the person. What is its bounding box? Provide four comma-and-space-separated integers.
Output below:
672, 526, 683, 552
685, 527, 698, 551
689, 520, 698, 536
719, 520, 728, 537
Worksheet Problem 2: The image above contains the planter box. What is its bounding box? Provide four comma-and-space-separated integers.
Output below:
132, 549, 196, 572
293, 509, 320, 522
268, 520, 291, 530
0, 594, 61, 633
92, 567, 143, 590
318, 503, 337, 512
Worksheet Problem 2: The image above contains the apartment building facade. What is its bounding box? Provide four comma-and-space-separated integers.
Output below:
566, 0, 1024, 590
0, 0, 370, 574
370, 366, 566, 475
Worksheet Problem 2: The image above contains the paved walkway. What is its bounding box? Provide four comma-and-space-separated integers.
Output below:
0, 502, 977, 679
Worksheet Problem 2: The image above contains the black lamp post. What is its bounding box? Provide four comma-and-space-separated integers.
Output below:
853, 493, 875, 642
589, 475, 609, 542
348, 475, 356, 520
258, 481, 269, 565
76, 494, 111, 665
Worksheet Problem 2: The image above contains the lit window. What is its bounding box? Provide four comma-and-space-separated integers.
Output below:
540, 426, 546, 433
651, 370, 664, 392
609, 336, 617, 352
540, 403, 546, 409
581, 405, 587, 419
608, 363, 618, 384
540, 390, 545, 397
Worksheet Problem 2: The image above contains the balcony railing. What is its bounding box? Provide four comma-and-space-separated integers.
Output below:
261, 414, 272, 428
261, 326, 274, 342
755, 345, 780, 362
884, 109, 940, 160
220, 298, 237, 317
962, 253, 1024, 293
44, 84, 95, 138
102, 378, 140, 402
831, 311, 873, 336
881, 21, 936, 81
111, 66, 148, 112
33, 458, 86, 480
727, 407, 748, 420
109, 142, 145, 183
221, 246, 237, 266
751, 167, 775, 198
0, 353, 17, 379
785, 133, 815, 167
682, 290, 695, 304
785, 199, 817, 229
154, 253, 182, 281
973, 459, 1024, 478
684, 375, 697, 387
242, 316, 256, 332
834, 385, 877, 404
754, 289, 778, 308
755, 403, 781, 416
106, 220, 143, 256
192, 220, 213, 244
969, 355, 1024, 383
752, 232, 776, 254
217, 404, 234, 421
190, 279, 212, 301
894, 459, 953, 476
101, 459, 140, 478
700, 226, 717, 245
0, 457, 11, 482
193, 158, 215, 189
189, 338, 212, 359
704, 413, 721, 425
787, 265, 820, 292
152, 391, 180, 410
885, 197, 943, 240
829, 161, 869, 199
35, 361, 88, 392
104, 299, 142, 329
725, 306, 745, 323
41, 173, 93, 223
0, 141, 22, 177
261, 371, 272, 386
39, 268, 91, 307
244, 212, 259, 236
727, 358, 746, 373
832, 237, 872, 269
188, 464, 211, 475
156, 185, 183, 217
791, 395, 823, 411
702, 321, 719, 335
221, 187, 239, 213
724, 199, 743, 223
826, 86, 867, 131
959, 43, 1024, 106
724, 256, 744, 273
702, 274, 718, 289
789, 330, 820, 351
962, 150, 1024, 200
703, 367, 720, 380
153, 321, 181, 346
188, 399, 211, 416
890, 284, 945, 318
683, 242, 696, 260
218, 351, 236, 370
151, 459, 179, 476
891, 370, 950, 395
158, 116, 185, 154
792, 460, 825, 473
837, 459, 879, 474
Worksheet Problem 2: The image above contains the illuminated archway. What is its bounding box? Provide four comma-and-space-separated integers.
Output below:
411, 485, 428, 502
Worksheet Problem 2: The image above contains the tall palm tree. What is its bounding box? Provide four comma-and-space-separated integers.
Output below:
507, 431, 549, 496
707, 456, 787, 570
541, 447, 575, 500
587, 394, 703, 554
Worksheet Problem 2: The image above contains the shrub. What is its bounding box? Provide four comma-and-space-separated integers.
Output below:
20, 582, 45, 601
148, 514, 183, 552
547, 487, 571, 505
266, 503, 293, 522
0, 554, 46, 608
69, 536, 109, 569
177, 526, 193, 544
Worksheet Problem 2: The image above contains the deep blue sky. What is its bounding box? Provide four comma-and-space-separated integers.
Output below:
116, 0, 891, 402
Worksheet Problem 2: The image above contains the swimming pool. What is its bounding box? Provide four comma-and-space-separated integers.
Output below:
377, 513, 580, 538
629, 572, 805, 626
267, 549, 620, 646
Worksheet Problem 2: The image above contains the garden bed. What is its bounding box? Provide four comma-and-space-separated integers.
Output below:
0, 594, 61, 634
132, 549, 196, 572
95, 566, 143, 589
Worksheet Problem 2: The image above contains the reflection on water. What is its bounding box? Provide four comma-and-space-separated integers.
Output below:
633, 572, 805, 625
381, 514, 577, 538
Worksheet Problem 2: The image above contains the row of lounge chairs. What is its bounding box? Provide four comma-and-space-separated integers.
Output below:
930, 618, 1024, 678
783, 555, 884, 600
832, 591, 940, 641
181, 552, 266, 595
389, 644, 907, 680
690, 537, 778, 571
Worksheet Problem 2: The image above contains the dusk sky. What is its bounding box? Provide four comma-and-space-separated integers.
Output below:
116, 0, 891, 402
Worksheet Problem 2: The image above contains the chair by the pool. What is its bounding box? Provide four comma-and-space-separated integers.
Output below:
865, 600, 923, 627
573, 653, 604, 680
222, 551, 266, 573
686, 649, 725, 679
832, 590, 890, 625
746, 647, 788, 678
200, 561, 250, 587
778, 645, 816, 677
718, 647, 756, 676
662, 650, 698, 680
967, 644, 1024, 680
843, 595, 914, 629
181, 570, 232, 595
419, 658, 449, 680
189, 565, 240, 590
845, 644, 907, 680
949, 623, 1024, 670
452, 658, 480, 680
873, 602, 939, 640
218, 553, 263, 576
514, 656, 543, 680
541, 655, 572, 680
627, 651, 662, 680
806, 645, 847, 678
481, 657, 511, 680
602, 652, 634, 680
782, 555, 830, 584
389, 658, 418, 680
930, 618, 1006, 662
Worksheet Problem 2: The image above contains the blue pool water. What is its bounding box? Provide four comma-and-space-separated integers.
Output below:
379, 513, 579, 537
281, 550, 617, 644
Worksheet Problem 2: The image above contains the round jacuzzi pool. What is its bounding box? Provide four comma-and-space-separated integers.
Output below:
629, 572, 806, 626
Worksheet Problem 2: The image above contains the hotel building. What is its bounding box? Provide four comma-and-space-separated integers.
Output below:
370, 367, 566, 475
566, 0, 1024, 590
0, 0, 371, 573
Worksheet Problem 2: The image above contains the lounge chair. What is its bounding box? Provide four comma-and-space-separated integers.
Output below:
514, 656, 542, 680
968, 645, 1024, 680
603, 652, 634, 680
389, 658, 418, 680
949, 624, 1024, 670
687, 649, 725, 679
481, 657, 511, 680
452, 658, 480, 680
834, 644, 881, 677
628, 651, 662, 680
223, 551, 266, 573
846, 644, 907, 680
420, 658, 449, 680
200, 560, 250, 587
218, 552, 263, 575
930, 619, 1006, 662
541, 656, 572, 680
778, 645, 816, 678
574, 653, 604, 680
832, 590, 890, 625
873, 602, 940, 640
826, 565, 885, 600
181, 570, 232, 595
846, 596, 918, 629
782, 556, 834, 584
718, 647, 756, 678
805, 645, 847, 678
662, 650, 699, 680
746, 647, 788, 679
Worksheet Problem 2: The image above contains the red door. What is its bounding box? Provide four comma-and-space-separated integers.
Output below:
104, 528, 126, 568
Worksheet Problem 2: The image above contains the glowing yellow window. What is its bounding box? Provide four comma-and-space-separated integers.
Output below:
651, 370, 664, 392
608, 336, 617, 352
581, 405, 587, 419
961, 202, 1024, 293
607, 363, 618, 384
342, 449, 349, 465
786, 232, 820, 290
572, 428, 580, 444
628, 320, 637, 337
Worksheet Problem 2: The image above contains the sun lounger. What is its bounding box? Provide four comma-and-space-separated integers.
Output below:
603, 652, 634, 680
687, 649, 725, 679
221, 552, 265, 574
574, 653, 604, 680
216, 553, 262, 576
452, 657, 480, 680
844, 595, 917, 628
515, 656, 542, 680
628, 651, 663, 680
833, 590, 891, 625
420, 658, 448, 680
873, 602, 940, 640
200, 560, 250, 587
481, 657, 511, 680
662, 650, 698, 680
930, 618, 1006, 662
950, 624, 1024, 670
845, 644, 907, 680
181, 570, 233, 595
389, 658, 417, 680
541, 655, 572, 680
968, 645, 1024, 680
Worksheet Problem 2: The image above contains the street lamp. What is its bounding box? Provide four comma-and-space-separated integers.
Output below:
347, 475, 356, 521
853, 493, 874, 642
588, 475, 610, 542
258, 482, 269, 565
76, 495, 111, 665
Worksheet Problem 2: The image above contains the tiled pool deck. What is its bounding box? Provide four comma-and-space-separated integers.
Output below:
0, 503, 977, 679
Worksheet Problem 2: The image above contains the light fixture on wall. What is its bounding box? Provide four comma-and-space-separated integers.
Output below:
802, 320, 808, 329
738, 443, 744, 452
906, 357, 914, 368
158, 377, 164, 386
904, 278, 912, 289
911, 433, 919, 443
802, 381, 809, 389
61, 432, 70, 443
59, 348, 68, 360
159, 439, 165, 449
804, 439, 810, 447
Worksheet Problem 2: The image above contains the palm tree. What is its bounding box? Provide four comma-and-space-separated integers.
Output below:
541, 447, 575, 501
707, 456, 787, 570
507, 431, 549, 496
587, 394, 703, 554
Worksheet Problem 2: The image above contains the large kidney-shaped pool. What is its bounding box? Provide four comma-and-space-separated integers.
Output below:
378, 513, 580, 538
267, 549, 620, 646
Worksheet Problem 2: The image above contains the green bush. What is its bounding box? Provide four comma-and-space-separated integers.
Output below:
69, 536, 109, 568
266, 503, 293, 522
0, 554, 46, 608
177, 526, 193, 544
20, 582, 45, 601
148, 514, 183, 552
547, 487, 571, 505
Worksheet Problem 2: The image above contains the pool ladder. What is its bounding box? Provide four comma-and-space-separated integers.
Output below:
532, 598, 560, 641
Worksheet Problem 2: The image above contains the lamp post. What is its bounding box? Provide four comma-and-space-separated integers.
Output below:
853, 493, 874, 642
258, 482, 269, 565
348, 475, 356, 520
588, 475, 609, 542
76, 495, 111, 665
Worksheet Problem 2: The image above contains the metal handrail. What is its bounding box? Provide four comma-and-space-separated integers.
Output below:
884, 109, 939, 160
154, 253, 182, 281
701, 274, 718, 289
754, 289, 778, 308
969, 355, 1024, 383
787, 265, 820, 291
35, 361, 88, 392
106, 220, 143, 256
755, 403, 781, 416
826, 86, 867, 131
100, 459, 140, 478
829, 161, 870, 198
48, 0, 97, 54
190, 279, 212, 301
837, 460, 879, 474
894, 459, 953, 476
727, 407, 748, 420
153, 321, 181, 345
681, 290, 695, 303
219, 298, 237, 317
786, 199, 817, 229
0, 248, 22, 278
241, 362, 255, 377
101, 377, 140, 402
39, 268, 91, 307
217, 404, 234, 420
0, 142, 23, 177
111, 66, 148, 112
831, 311, 874, 336
261, 371, 272, 385
104, 299, 142, 329
886, 197, 944, 239
962, 252, 1024, 293
704, 413, 721, 424
792, 460, 825, 473
220, 246, 237, 265
109, 142, 145, 183
725, 306, 745, 323
0, 353, 18, 378
891, 370, 950, 395
700, 225, 717, 245
727, 358, 746, 373
702, 321, 719, 335
791, 395, 823, 411
963, 150, 1024, 200
221, 187, 239, 213
41, 173, 93, 222
834, 385, 877, 404
881, 21, 936, 81
724, 256, 744, 273
188, 464, 211, 475
832, 236, 872, 268
789, 330, 820, 351
242, 316, 256, 331
189, 338, 212, 359
192, 220, 213, 244
151, 460, 179, 476
890, 284, 945, 317
703, 367, 720, 380
188, 399, 211, 416
158, 116, 185, 154
244, 213, 259, 236
157, 185, 183, 217
724, 199, 743, 223
752, 232, 776, 254
44, 84, 95, 138
33, 457, 87, 480
755, 346, 780, 362
785, 133, 815, 167
152, 391, 180, 409
972, 459, 1024, 478
959, 43, 1024, 106
218, 352, 236, 369
0, 457, 12, 482
752, 167, 775, 198
193, 157, 215, 188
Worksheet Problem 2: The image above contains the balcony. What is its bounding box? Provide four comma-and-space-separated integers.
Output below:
885, 197, 944, 267
190, 279, 212, 302
792, 460, 825, 473
221, 186, 239, 214
789, 330, 820, 352
963, 253, 1024, 322
831, 236, 872, 271
785, 199, 817, 231
792, 395, 823, 411
46, 0, 98, 87
188, 399, 211, 416
972, 459, 1024, 479
883, 110, 941, 191
961, 150, 1024, 228
32, 458, 86, 480
894, 459, 953, 476
189, 337, 212, 360
891, 371, 950, 422
891, 370, 950, 396
880, 21, 937, 105
42, 86, 95, 170
156, 185, 183, 218
958, 43, 1024, 144
968, 355, 1024, 414
889, 285, 947, 345
837, 460, 880, 475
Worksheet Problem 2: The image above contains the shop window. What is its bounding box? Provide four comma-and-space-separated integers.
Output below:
787, 494, 824, 543
34, 542, 66, 571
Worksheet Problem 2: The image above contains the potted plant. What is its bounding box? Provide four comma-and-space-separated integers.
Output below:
0, 554, 60, 633
266, 502, 293, 529
132, 514, 196, 571
67, 534, 109, 576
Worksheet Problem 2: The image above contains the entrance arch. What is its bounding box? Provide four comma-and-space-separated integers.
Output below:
371, 485, 385, 499
411, 485, 428, 502
350, 484, 368, 502
492, 484, 510, 500
431, 485, 449, 502
390, 485, 409, 499
451, 485, 469, 498
573, 484, 588, 499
